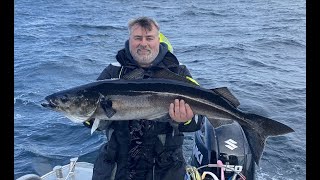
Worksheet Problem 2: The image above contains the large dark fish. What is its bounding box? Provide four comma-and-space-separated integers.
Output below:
41, 78, 294, 165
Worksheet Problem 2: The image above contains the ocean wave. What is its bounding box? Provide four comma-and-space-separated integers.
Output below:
68, 23, 126, 31
253, 37, 305, 49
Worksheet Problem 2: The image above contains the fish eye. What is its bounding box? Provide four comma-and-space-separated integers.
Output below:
60, 95, 69, 103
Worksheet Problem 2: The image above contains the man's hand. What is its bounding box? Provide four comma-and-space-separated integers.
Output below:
169, 99, 194, 123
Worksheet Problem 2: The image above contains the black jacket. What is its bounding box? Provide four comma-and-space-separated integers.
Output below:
91, 42, 203, 180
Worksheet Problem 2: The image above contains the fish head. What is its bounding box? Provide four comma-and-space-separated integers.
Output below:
41, 88, 101, 123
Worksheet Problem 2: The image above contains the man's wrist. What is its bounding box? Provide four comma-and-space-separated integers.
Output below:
184, 119, 192, 125
183, 115, 199, 125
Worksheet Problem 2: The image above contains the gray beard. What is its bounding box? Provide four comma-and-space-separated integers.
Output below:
131, 50, 159, 67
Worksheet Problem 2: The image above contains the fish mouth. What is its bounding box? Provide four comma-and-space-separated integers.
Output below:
41, 98, 57, 109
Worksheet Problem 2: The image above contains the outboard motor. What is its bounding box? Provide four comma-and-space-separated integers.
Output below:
190, 118, 255, 180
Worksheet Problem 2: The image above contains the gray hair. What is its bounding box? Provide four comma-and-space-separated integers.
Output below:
128, 16, 160, 35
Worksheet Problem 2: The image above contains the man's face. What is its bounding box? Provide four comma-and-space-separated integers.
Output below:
129, 24, 160, 67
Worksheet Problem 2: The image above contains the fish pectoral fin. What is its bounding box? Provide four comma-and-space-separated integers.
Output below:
100, 98, 116, 118
207, 117, 234, 128
91, 119, 100, 134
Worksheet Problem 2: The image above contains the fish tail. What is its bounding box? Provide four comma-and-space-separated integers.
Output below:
242, 113, 294, 166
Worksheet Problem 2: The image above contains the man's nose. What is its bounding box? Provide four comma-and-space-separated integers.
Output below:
140, 38, 148, 46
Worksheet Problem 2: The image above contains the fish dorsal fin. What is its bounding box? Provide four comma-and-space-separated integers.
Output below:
211, 87, 240, 108
121, 67, 199, 86
152, 68, 198, 85
121, 68, 145, 80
